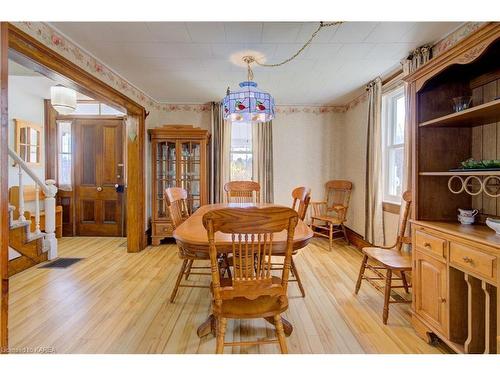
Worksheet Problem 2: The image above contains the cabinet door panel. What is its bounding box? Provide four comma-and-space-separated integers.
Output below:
414, 250, 449, 336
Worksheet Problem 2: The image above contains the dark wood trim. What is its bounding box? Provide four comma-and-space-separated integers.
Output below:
44, 99, 57, 180
344, 226, 371, 250
382, 201, 401, 215
7, 23, 146, 253
0, 22, 9, 353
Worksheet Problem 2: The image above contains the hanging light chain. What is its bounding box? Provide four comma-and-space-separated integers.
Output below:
252, 21, 343, 68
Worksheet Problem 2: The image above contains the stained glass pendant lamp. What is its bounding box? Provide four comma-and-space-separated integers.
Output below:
221, 22, 343, 123
223, 56, 275, 123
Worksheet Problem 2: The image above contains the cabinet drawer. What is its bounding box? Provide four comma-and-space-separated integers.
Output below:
449, 242, 496, 281
153, 223, 174, 237
415, 229, 446, 260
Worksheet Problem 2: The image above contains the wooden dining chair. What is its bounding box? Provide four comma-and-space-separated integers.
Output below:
287, 187, 311, 297
202, 206, 299, 354
310, 180, 352, 250
166, 187, 211, 303
224, 181, 261, 203
354, 190, 412, 324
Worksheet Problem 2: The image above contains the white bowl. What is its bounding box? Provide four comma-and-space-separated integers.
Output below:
486, 218, 500, 235
458, 215, 475, 225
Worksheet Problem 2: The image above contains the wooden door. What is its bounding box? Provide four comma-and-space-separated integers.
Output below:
414, 250, 449, 336
74, 118, 124, 236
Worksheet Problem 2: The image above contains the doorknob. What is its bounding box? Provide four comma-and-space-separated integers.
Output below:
96, 186, 103, 192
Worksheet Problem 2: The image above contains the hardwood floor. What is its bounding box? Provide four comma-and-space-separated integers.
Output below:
8, 237, 450, 354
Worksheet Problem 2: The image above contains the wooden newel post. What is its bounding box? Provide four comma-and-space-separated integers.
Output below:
44, 179, 58, 260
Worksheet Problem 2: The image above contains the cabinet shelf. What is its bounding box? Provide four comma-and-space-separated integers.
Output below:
418, 99, 500, 128
420, 171, 500, 176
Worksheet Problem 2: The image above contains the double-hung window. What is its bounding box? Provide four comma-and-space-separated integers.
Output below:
382, 86, 405, 204
230, 122, 253, 181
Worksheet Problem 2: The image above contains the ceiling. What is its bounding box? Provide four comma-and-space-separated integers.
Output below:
9, 59, 94, 100
49, 22, 462, 106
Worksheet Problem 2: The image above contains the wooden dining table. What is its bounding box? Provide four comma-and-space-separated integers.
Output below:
173, 203, 314, 338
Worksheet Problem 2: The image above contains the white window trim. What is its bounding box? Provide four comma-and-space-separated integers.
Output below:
382, 85, 405, 205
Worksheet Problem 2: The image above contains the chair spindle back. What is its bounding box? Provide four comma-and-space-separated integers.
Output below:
291, 186, 311, 221
165, 187, 189, 229
224, 181, 261, 204
203, 207, 298, 304
325, 180, 352, 221
395, 190, 412, 252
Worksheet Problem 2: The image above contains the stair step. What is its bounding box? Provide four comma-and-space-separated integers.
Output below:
9, 219, 31, 230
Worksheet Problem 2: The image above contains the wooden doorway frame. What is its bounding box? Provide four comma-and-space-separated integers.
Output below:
1, 22, 9, 353
1, 22, 147, 350
7, 23, 146, 253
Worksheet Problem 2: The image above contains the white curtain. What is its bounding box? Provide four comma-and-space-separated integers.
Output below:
365, 77, 385, 246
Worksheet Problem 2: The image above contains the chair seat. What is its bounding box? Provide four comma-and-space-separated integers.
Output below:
362, 247, 411, 270
310, 214, 344, 224
213, 276, 288, 319
216, 295, 288, 319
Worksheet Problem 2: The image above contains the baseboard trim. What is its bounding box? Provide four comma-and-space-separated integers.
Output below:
344, 227, 371, 250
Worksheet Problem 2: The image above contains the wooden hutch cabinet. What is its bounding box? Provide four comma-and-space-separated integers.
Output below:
405, 23, 500, 354
149, 125, 210, 245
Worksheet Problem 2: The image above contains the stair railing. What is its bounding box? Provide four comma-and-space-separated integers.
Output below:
8, 147, 58, 260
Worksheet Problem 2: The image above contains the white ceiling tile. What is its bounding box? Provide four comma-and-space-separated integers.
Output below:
365, 22, 419, 43
302, 43, 343, 59
296, 22, 341, 43
186, 22, 225, 43
364, 43, 414, 61
330, 22, 379, 43
210, 43, 277, 61
224, 23, 263, 43
336, 43, 376, 60
146, 22, 192, 42
401, 22, 463, 45
262, 22, 302, 43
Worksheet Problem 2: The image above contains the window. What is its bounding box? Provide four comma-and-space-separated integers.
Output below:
72, 101, 125, 116
382, 86, 405, 204
230, 122, 253, 181
57, 121, 72, 187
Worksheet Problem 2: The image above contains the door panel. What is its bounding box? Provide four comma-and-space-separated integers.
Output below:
74, 118, 124, 236
415, 250, 449, 336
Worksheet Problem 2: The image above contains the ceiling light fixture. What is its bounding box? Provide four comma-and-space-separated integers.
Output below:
50, 85, 77, 115
222, 21, 343, 123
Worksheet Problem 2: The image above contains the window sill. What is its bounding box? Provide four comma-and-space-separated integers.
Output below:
382, 201, 401, 215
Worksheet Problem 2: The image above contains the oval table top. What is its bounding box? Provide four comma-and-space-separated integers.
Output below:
173, 203, 314, 251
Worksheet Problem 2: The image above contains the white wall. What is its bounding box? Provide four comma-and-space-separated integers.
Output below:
272, 110, 343, 206
8, 76, 49, 188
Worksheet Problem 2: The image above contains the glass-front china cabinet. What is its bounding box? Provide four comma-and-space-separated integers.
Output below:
149, 125, 210, 245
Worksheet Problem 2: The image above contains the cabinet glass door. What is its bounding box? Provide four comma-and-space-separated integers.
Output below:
179, 141, 201, 213
156, 141, 176, 218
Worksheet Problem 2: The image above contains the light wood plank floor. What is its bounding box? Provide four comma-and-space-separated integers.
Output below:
9, 237, 450, 354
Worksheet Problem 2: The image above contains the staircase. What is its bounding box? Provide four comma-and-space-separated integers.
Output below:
8, 148, 58, 276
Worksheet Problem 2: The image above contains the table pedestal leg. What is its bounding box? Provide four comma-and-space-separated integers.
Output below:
197, 314, 217, 338
265, 316, 293, 336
